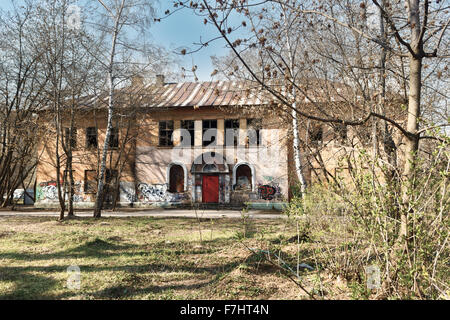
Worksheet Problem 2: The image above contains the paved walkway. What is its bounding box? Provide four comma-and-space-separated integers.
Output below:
0, 209, 285, 219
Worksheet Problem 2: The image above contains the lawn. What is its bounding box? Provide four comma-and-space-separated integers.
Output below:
0, 215, 351, 300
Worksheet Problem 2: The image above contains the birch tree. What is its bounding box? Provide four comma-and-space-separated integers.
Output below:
91, 0, 156, 218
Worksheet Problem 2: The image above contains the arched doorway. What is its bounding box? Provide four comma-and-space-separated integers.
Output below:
168, 164, 184, 193
191, 152, 230, 203
233, 162, 255, 192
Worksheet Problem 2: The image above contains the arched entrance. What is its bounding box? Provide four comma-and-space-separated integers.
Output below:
191, 152, 230, 203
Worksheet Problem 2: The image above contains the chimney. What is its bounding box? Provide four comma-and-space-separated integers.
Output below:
131, 75, 144, 87
156, 74, 165, 86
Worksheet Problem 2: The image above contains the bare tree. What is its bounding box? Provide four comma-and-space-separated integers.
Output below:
91, 0, 157, 218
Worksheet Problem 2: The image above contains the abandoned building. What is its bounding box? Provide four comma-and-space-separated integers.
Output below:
34, 76, 395, 209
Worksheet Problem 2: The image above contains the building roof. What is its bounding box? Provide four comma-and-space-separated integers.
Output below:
139, 80, 265, 108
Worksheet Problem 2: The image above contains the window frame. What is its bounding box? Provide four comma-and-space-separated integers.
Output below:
225, 119, 239, 147
158, 120, 174, 147
85, 127, 98, 149
202, 119, 218, 147
180, 120, 195, 147
84, 170, 97, 194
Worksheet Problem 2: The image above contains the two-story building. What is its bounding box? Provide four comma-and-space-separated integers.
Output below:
35, 77, 291, 209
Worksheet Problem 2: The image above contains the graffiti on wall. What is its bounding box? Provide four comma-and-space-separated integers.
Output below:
137, 183, 188, 203
120, 182, 136, 203
36, 181, 58, 201
37, 181, 89, 203
258, 185, 277, 200
257, 176, 282, 200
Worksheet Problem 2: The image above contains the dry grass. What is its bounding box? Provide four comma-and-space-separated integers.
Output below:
0, 215, 353, 300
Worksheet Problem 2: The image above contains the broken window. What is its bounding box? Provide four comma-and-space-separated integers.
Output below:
86, 127, 98, 149
235, 164, 252, 190
181, 120, 195, 147
64, 127, 77, 149
247, 118, 261, 146
334, 123, 347, 145
202, 119, 217, 147
225, 119, 239, 147
309, 124, 323, 146
109, 127, 119, 149
168, 164, 184, 193
84, 170, 97, 193
159, 121, 174, 147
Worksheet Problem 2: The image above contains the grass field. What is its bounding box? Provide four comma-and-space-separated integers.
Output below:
0, 215, 353, 300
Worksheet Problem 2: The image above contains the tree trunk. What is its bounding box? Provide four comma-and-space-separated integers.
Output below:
292, 106, 307, 195
400, 56, 421, 240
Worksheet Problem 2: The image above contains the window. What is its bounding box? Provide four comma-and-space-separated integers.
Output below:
84, 170, 97, 193
168, 165, 184, 193
109, 127, 119, 149
86, 127, 98, 149
247, 119, 261, 146
335, 124, 347, 145
159, 121, 174, 147
225, 119, 239, 146
202, 119, 217, 147
309, 124, 323, 146
64, 128, 77, 149
181, 120, 195, 147
235, 164, 252, 190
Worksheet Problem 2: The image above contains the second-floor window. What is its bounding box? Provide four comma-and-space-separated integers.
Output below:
109, 127, 119, 149
247, 118, 261, 146
309, 124, 323, 146
225, 119, 239, 146
202, 119, 217, 147
86, 127, 98, 149
64, 127, 77, 149
159, 121, 174, 147
181, 120, 195, 147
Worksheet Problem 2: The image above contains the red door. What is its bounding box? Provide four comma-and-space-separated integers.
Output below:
202, 175, 219, 203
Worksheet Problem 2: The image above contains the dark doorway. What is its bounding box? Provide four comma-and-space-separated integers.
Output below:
169, 165, 184, 193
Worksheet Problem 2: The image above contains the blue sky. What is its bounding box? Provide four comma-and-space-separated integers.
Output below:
151, 2, 231, 81
0, 0, 234, 81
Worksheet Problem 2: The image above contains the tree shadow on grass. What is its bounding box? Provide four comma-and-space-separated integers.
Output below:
0, 269, 60, 300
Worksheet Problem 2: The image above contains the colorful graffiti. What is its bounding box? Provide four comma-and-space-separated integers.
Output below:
137, 183, 188, 202
36, 181, 58, 201
120, 182, 136, 203
258, 185, 277, 200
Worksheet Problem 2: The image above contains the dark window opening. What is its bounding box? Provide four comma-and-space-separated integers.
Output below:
309, 124, 323, 146
235, 164, 252, 190
109, 127, 119, 149
181, 120, 195, 147
335, 124, 347, 145
169, 165, 184, 193
225, 119, 239, 146
86, 127, 98, 149
202, 119, 217, 147
159, 121, 174, 147
84, 170, 97, 193
247, 119, 261, 146
64, 128, 77, 149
